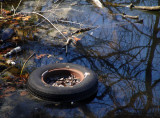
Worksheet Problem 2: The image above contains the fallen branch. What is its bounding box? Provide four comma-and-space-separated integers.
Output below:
53, 19, 97, 28
0, 66, 12, 76
112, 13, 139, 19
71, 27, 97, 35
128, 3, 160, 11
121, 13, 139, 19
102, 2, 160, 11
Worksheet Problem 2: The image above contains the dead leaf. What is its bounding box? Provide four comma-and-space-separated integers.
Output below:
2, 76, 12, 81
0, 55, 5, 60
47, 54, 52, 58
13, 17, 22, 20
6, 16, 12, 19
15, 81, 24, 85
20, 73, 29, 80
20, 91, 28, 96
12, 21, 19, 26
36, 54, 47, 59
63, 32, 68, 34
58, 57, 63, 60
1, 9, 11, 15
22, 16, 31, 21
73, 36, 81, 42
3, 93, 13, 97
3, 87, 16, 94
12, 36, 20, 41
0, 95, 4, 99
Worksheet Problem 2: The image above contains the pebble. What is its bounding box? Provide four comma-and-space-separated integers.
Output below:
1, 28, 15, 42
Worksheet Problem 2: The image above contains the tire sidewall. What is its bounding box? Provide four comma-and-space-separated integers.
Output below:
27, 63, 98, 101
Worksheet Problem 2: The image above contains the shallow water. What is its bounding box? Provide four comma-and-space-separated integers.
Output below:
0, 0, 160, 117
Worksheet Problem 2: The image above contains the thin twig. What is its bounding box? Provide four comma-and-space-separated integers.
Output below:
0, 66, 12, 76
0, 2, 2, 16
33, 0, 41, 12
55, 19, 98, 28
35, 12, 53, 27
19, 11, 68, 40
34, 0, 63, 28
20, 52, 35, 76
66, 44, 68, 54
31, 8, 83, 14
32, 12, 68, 40
15, 0, 23, 14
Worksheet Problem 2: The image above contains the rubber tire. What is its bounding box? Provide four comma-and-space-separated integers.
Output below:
27, 63, 98, 102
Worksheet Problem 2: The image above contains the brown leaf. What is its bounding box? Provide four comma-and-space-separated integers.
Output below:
20, 91, 28, 96
3, 87, 16, 93
0, 55, 5, 61
1, 9, 11, 15
63, 32, 68, 34
12, 36, 20, 41
13, 17, 22, 20
47, 54, 52, 58
22, 16, 31, 21
0, 95, 4, 99
3, 93, 13, 97
36, 54, 47, 59
20, 73, 29, 81
73, 36, 81, 42
58, 57, 63, 60
6, 16, 12, 19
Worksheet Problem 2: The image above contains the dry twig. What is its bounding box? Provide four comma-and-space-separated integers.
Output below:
20, 52, 35, 76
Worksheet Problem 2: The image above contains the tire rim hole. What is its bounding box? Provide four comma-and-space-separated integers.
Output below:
41, 69, 84, 87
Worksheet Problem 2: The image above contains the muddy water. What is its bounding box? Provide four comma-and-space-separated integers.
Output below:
0, 0, 160, 117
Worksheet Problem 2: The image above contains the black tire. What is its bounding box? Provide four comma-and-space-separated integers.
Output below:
27, 63, 98, 102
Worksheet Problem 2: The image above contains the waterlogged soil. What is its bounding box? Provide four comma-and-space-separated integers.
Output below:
1, 0, 160, 118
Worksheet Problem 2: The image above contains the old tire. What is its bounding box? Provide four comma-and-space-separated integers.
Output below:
27, 63, 98, 102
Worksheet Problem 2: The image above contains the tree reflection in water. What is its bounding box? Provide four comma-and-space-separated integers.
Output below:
66, 0, 160, 117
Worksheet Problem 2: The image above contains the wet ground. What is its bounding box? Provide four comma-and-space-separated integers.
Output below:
0, 0, 160, 117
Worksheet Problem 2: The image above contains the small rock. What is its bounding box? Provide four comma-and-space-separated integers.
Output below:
4, 46, 22, 57
58, 85, 64, 87
59, 78, 64, 81
65, 82, 71, 86
56, 81, 62, 85
6, 60, 16, 65
52, 83, 57, 86
76, 79, 80, 83
1, 28, 15, 42
66, 80, 69, 83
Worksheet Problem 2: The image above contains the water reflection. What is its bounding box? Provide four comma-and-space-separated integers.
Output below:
1, 0, 160, 117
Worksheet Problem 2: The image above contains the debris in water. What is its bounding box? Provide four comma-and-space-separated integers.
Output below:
51, 74, 81, 87
6, 59, 16, 65
3, 46, 22, 57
